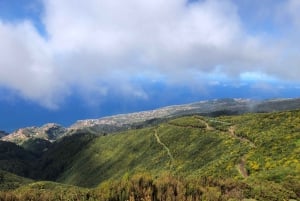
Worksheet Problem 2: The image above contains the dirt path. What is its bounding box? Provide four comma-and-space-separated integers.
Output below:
237, 157, 249, 178
228, 126, 256, 178
197, 119, 214, 131
202, 119, 254, 178
164, 117, 255, 177
228, 126, 256, 148
154, 129, 174, 168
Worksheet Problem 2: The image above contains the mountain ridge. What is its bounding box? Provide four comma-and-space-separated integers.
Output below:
2, 98, 300, 145
0, 106, 299, 200
69, 97, 300, 130
1, 123, 66, 145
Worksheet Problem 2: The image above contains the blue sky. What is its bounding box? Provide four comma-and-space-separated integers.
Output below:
0, 0, 300, 131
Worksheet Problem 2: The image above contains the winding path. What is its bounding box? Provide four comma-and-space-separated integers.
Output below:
154, 129, 174, 168
196, 118, 214, 131
228, 126, 256, 148
162, 117, 255, 178
201, 118, 255, 178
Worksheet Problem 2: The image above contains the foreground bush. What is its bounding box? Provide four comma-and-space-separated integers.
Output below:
1, 174, 297, 201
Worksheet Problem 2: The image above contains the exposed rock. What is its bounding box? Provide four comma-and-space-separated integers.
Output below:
1, 123, 66, 145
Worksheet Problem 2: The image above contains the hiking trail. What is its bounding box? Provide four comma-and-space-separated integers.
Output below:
154, 129, 174, 169
237, 157, 249, 178
228, 126, 256, 148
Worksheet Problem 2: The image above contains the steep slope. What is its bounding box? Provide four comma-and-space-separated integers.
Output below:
0, 141, 37, 178
53, 110, 299, 198
21, 138, 52, 157
0, 110, 299, 200
0, 132, 96, 181
37, 133, 96, 181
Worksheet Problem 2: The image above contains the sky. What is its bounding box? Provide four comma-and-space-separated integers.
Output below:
0, 0, 300, 131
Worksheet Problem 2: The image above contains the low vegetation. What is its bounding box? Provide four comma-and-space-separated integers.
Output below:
0, 110, 299, 200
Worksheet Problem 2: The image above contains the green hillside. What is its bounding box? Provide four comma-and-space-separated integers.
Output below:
37, 133, 96, 180
0, 141, 37, 178
56, 111, 299, 188
21, 138, 52, 157
0, 170, 33, 190
0, 110, 299, 200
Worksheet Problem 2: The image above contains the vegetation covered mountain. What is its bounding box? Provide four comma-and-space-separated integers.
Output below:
69, 98, 300, 134
37, 133, 96, 181
0, 141, 36, 178
2, 98, 300, 145
21, 138, 52, 157
0, 107, 299, 200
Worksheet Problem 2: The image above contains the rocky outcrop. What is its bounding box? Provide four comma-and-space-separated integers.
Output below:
1, 123, 66, 145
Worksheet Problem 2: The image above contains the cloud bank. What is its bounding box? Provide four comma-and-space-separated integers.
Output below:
0, 0, 299, 108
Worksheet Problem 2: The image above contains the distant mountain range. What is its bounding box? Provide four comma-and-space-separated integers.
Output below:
2, 98, 300, 145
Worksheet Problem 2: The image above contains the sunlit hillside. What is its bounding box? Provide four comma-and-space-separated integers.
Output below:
0, 110, 299, 200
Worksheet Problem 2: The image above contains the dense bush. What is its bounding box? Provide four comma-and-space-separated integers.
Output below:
0, 174, 297, 201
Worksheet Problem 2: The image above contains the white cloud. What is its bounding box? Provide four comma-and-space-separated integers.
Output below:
43, 0, 271, 81
0, 20, 68, 108
0, 0, 299, 108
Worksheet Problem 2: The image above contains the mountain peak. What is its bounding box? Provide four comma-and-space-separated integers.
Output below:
1, 124, 66, 145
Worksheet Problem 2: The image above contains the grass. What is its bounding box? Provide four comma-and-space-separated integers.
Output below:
0, 110, 300, 200
0, 170, 33, 190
